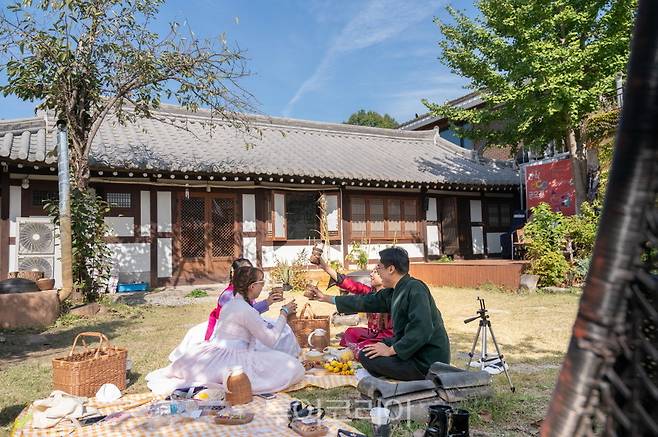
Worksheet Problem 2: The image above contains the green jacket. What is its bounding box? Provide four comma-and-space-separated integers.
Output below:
335, 274, 450, 374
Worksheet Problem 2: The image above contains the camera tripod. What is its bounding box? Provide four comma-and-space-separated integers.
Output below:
464, 297, 515, 393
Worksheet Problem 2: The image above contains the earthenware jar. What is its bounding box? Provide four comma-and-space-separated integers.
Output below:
224, 366, 252, 405
307, 328, 329, 350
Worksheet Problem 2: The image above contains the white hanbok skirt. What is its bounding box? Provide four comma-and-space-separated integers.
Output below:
168, 318, 301, 362
147, 338, 304, 395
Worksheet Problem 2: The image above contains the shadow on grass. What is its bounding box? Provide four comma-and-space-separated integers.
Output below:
0, 318, 136, 364
0, 404, 26, 428
449, 331, 566, 365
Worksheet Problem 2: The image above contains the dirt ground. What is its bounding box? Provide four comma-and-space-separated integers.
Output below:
0, 285, 580, 436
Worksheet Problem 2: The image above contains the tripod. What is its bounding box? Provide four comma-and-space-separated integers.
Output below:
464, 297, 515, 393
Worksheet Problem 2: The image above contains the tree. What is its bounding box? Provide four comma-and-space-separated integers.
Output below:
424, 0, 636, 212
0, 0, 254, 190
345, 109, 398, 129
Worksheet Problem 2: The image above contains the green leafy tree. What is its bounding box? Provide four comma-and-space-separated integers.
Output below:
345, 110, 398, 129
424, 0, 636, 212
45, 189, 112, 302
0, 0, 254, 190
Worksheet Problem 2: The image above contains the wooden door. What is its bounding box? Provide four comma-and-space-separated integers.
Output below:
176, 193, 237, 283
440, 197, 460, 255
457, 198, 473, 257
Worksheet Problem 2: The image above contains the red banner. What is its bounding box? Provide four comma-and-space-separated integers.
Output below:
525, 159, 576, 216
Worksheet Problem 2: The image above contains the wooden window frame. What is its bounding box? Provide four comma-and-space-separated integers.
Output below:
265, 191, 341, 242
484, 199, 512, 232
349, 194, 421, 241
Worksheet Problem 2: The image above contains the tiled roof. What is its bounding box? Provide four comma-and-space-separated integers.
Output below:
0, 106, 518, 186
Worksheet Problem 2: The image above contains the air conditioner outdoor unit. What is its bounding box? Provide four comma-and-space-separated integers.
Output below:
16, 217, 56, 279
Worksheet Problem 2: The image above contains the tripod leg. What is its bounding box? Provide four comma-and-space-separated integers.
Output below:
487, 322, 516, 393
466, 324, 482, 369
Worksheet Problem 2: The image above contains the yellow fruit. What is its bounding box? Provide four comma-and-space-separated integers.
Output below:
340, 350, 354, 362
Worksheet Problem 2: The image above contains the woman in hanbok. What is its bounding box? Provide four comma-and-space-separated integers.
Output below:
169, 258, 299, 362
147, 266, 305, 395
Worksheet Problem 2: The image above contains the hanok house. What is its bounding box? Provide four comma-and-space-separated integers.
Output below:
0, 106, 520, 288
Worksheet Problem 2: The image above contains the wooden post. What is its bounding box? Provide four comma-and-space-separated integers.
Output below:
0, 164, 9, 280
149, 186, 158, 289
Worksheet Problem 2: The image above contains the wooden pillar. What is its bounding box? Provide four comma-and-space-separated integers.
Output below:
341, 188, 350, 268
149, 186, 158, 288
0, 166, 9, 280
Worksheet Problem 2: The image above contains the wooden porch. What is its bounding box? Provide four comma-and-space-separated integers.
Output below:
410, 259, 530, 290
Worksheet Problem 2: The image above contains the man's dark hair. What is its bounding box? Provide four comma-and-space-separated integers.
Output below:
379, 247, 409, 274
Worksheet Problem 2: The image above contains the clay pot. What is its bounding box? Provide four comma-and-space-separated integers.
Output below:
224, 366, 253, 405
36, 278, 56, 291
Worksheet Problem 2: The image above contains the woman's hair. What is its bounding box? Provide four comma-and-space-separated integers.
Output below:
230, 258, 253, 283
232, 266, 264, 305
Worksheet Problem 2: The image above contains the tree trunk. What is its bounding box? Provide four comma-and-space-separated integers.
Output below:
69, 134, 90, 190
566, 128, 587, 214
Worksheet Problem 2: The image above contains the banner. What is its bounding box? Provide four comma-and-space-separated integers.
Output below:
525, 158, 576, 216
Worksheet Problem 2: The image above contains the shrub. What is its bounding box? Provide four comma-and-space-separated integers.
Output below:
532, 251, 570, 287
186, 289, 209, 298
569, 257, 591, 285
564, 201, 600, 259
346, 242, 369, 270
270, 249, 309, 292
45, 189, 113, 302
524, 203, 567, 258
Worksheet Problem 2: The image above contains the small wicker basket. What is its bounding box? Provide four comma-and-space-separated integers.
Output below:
52, 332, 127, 397
289, 303, 330, 348
224, 366, 253, 405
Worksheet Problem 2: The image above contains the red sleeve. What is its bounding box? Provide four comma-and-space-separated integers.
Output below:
338, 277, 373, 295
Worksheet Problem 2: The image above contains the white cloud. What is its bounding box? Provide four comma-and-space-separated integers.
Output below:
283, 0, 444, 116
381, 74, 470, 122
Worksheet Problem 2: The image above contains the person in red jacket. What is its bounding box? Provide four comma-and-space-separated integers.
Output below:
314, 258, 393, 357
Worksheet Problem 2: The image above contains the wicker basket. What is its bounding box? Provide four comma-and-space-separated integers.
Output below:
52, 332, 127, 397
289, 304, 330, 348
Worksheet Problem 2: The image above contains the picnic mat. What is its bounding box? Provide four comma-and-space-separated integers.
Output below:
12, 392, 359, 437
285, 369, 358, 392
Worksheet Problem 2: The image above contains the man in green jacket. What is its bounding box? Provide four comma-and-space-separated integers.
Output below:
310, 247, 450, 381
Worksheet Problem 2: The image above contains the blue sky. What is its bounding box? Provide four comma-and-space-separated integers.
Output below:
0, 0, 477, 124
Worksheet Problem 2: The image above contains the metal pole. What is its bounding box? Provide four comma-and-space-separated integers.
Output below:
57, 120, 73, 301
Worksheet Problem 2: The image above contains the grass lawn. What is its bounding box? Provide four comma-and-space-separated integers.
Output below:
0, 287, 579, 437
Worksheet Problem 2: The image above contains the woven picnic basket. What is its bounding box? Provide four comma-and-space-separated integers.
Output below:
289, 303, 330, 348
52, 332, 127, 397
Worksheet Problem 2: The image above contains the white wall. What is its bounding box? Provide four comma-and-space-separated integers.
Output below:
262, 244, 342, 268
426, 198, 438, 222
426, 225, 441, 256
242, 194, 256, 232
107, 243, 150, 283
361, 243, 424, 259
140, 191, 150, 236
243, 236, 257, 265
107, 243, 150, 272
470, 199, 482, 222
471, 226, 484, 255
7, 186, 20, 273
486, 232, 504, 254
157, 191, 172, 233
326, 194, 339, 232
157, 237, 173, 278
104, 217, 134, 237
